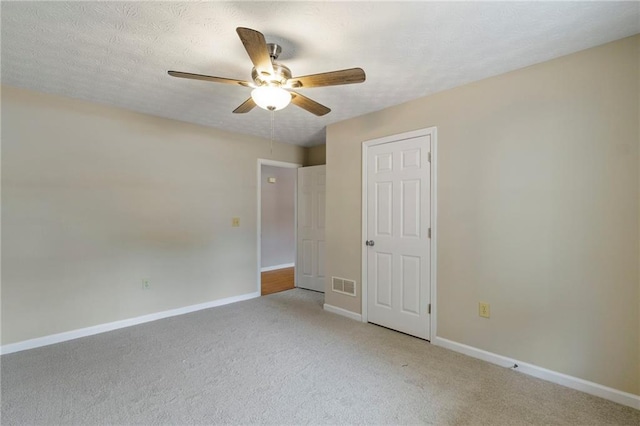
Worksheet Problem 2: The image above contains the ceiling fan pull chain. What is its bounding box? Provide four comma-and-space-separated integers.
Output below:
270, 110, 275, 156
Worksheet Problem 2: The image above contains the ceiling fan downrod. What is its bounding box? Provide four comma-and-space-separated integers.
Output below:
266, 43, 281, 61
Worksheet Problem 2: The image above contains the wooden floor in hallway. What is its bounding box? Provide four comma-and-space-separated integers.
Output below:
261, 267, 295, 296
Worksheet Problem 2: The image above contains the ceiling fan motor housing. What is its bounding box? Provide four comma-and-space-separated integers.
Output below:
252, 62, 291, 87
251, 43, 290, 86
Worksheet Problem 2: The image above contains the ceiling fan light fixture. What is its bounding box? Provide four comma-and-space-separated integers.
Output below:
251, 86, 291, 111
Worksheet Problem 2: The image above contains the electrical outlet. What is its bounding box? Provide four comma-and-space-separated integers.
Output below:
142, 279, 150, 290
479, 302, 490, 318
232, 217, 240, 227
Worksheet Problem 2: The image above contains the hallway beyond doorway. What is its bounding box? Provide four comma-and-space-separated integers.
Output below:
261, 267, 295, 296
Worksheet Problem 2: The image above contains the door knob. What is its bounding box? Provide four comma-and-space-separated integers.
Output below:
365, 240, 375, 247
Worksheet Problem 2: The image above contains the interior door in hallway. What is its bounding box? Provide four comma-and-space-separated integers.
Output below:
365, 134, 431, 340
297, 165, 326, 292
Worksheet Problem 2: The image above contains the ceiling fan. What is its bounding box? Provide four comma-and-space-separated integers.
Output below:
168, 27, 366, 116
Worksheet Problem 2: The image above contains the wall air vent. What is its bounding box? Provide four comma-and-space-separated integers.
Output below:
332, 277, 357, 296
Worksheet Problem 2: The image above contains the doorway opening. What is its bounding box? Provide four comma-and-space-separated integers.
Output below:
257, 159, 301, 296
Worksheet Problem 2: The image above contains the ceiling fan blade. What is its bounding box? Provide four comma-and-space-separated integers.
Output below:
233, 97, 257, 114
236, 27, 275, 78
290, 91, 331, 116
287, 68, 366, 89
168, 71, 252, 87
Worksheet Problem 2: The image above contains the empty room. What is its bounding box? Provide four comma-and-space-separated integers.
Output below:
1, 1, 639, 424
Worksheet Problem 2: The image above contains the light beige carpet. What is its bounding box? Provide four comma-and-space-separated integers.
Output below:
1, 289, 638, 425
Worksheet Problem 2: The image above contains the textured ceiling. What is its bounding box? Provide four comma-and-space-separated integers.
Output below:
2, 2, 638, 147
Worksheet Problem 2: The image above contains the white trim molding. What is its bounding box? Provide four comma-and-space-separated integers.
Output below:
261, 263, 295, 272
323, 304, 363, 322
1, 291, 260, 355
433, 337, 640, 410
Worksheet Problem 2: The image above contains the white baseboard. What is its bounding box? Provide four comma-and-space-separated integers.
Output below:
261, 263, 295, 272
1, 291, 261, 356
323, 303, 363, 322
433, 336, 640, 410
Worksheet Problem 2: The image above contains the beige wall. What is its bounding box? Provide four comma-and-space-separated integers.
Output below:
325, 36, 639, 395
304, 144, 326, 166
1, 86, 304, 345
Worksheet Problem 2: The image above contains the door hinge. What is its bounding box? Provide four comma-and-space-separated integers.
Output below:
428, 152, 431, 163
428, 228, 431, 239
428, 303, 431, 314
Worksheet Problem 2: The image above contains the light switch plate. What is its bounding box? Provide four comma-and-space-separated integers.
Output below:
479, 302, 490, 318
232, 217, 240, 227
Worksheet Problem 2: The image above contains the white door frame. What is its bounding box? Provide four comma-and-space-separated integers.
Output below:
256, 159, 302, 294
360, 127, 438, 340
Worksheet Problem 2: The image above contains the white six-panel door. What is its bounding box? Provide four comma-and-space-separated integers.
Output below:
296, 165, 326, 292
365, 134, 431, 339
